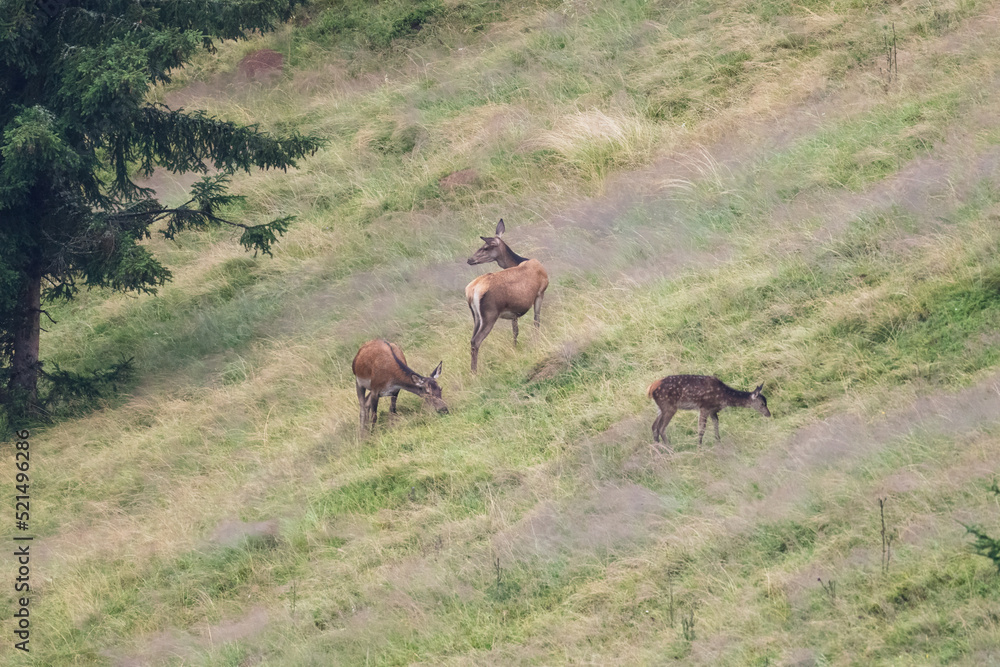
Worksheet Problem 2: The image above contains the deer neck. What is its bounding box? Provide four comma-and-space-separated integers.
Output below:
396, 376, 426, 395
496, 244, 529, 269
387, 344, 423, 393
722, 385, 754, 407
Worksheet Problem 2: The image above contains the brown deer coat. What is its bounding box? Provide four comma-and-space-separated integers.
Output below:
352, 339, 447, 429
647, 375, 770, 449
466, 219, 549, 372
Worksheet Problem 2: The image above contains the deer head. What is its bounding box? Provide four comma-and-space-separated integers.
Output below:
467, 219, 510, 266
749, 384, 771, 417
412, 361, 448, 413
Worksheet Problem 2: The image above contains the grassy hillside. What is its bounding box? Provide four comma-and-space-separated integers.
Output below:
4, 0, 1000, 664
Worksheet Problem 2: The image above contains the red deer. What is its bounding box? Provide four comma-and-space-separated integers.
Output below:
466, 219, 549, 373
647, 375, 770, 451
352, 340, 448, 429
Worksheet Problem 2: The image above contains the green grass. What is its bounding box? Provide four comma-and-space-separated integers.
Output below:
6, 0, 1000, 664
775, 93, 962, 195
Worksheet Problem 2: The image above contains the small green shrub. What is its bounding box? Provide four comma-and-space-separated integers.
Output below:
306, 0, 444, 49
963, 480, 1000, 572
38, 357, 134, 417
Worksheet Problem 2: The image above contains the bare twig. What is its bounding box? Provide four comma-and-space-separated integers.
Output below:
818, 577, 836, 602
667, 573, 675, 627
681, 607, 696, 641
879, 497, 895, 574
879, 23, 898, 91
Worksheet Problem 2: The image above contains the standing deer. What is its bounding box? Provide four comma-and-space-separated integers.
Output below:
647, 375, 770, 451
352, 339, 448, 430
465, 219, 549, 373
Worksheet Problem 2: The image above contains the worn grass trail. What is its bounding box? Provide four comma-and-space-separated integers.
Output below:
4, 0, 1000, 665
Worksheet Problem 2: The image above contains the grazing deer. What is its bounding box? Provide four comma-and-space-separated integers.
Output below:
465, 219, 549, 373
352, 339, 448, 430
647, 375, 770, 451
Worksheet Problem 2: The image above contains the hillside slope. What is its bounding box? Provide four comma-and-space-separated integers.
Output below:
4, 0, 1000, 664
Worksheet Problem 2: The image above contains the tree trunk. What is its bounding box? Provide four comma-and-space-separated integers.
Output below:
9, 266, 41, 413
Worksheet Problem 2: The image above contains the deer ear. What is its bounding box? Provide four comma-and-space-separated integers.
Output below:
411, 374, 425, 387
496, 218, 505, 238
430, 361, 442, 379
753, 384, 764, 395
480, 236, 493, 243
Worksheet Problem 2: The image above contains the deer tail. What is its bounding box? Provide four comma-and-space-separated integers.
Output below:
646, 379, 658, 399
466, 281, 484, 336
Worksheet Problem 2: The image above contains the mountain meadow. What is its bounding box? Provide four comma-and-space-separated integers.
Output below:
4, 0, 1000, 664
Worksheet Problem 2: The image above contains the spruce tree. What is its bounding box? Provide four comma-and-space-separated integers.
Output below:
0, 0, 323, 414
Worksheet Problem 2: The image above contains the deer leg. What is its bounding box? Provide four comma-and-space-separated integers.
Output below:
388, 389, 401, 414
470, 308, 499, 374
512, 318, 519, 346
366, 393, 381, 430
468, 300, 482, 339
468, 299, 482, 372
651, 407, 676, 453
698, 411, 709, 446
356, 380, 369, 428
711, 411, 721, 443
533, 293, 543, 328
651, 411, 666, 453
660, 408, 676, 443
